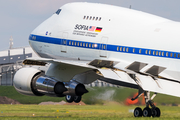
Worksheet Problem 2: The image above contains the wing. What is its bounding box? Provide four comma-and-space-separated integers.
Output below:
24, 57, 180, 97
23, 57, 98, 83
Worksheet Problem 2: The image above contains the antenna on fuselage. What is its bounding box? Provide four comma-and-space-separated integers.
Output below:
9, 36, 13, 49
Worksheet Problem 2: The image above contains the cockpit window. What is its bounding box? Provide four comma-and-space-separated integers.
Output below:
55, 9, 61, 15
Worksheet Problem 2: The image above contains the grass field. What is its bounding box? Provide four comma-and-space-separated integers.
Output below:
1, 86, 180, 119
1, 86, 180, 105
0, 104, 180, 120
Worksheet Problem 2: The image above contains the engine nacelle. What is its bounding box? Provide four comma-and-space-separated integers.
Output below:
13, 67, 41, 96
13, 67, 67, 97
14, 67, 88, 97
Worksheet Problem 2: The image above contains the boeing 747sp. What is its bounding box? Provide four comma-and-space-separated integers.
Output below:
13, 2, 180, 117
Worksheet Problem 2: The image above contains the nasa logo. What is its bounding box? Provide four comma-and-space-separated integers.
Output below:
75, 24, 89, 30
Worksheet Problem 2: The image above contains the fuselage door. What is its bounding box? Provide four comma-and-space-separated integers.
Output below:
99, 37, 108, 58
61, 32, 68, 53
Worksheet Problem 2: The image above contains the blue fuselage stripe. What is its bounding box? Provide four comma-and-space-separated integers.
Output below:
29, 34, 180, 60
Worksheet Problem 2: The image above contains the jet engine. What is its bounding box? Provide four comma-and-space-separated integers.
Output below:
13, 67, 67, 97
13, 67, 88, 97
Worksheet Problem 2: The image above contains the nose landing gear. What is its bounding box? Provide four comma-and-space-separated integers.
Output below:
65, 95, 82, 103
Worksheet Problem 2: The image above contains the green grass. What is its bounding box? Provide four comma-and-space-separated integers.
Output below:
0, 105, 180, 120
0, 86, 65, 104
1, 86, 180, 105
1, 86, 180, 119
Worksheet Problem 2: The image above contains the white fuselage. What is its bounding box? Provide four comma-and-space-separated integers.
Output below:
29, 2, 180, 81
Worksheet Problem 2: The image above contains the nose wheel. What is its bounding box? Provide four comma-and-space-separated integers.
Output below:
74, 96, 82, 103
65, 95, 74, 103
65, 95, 82, 103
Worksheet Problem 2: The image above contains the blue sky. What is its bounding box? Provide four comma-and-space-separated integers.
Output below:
0, 0, 180, 51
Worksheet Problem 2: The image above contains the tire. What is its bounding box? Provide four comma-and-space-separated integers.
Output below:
65, 95, 74, 103
143, 107, 152, 117
152, 107, 161, 117
134, 107, 143, 117
74, 96, 82, 103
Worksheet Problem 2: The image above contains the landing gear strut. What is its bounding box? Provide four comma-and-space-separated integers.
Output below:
133, 91, 161, 117
65, 95, 82, 103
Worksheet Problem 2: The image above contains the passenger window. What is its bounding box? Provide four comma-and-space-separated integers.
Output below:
178, 54, 180, 58
83, 16, 86, 19
93, 17, 95, 20
99, 17, 101, 21
145, 50, 148, 54
123, 47, 125, 52
166, 52, 168, 57
69, 41, 71, 45
86, 16, 89, 20
96, 17, 98, 21
170, 53, 173, 57
72, 41, 74, 45
153, 51, 155, 55
75, 42, 76, 46
104, 45, 106, 49
133, 49, 135, 53
156, 51, 158, 55
80, 42, 82, 46
162, 52, 164, 56
139, 49, 141, 54
117, 47, 119, 51
149, 50, 151, 55
86, 43, 88, 47
174, 53, 176, 58
83, 43, 85, 47
90, 16, 92, 20
77, 42, 79, 46
159, 52, 161, 56
126, 48, 129, 52
92, 44, 94, 48
120, 47, 122, 51
89, 44, 91, 47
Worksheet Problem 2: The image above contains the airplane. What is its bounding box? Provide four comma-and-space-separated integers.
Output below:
13, 2, 180, 118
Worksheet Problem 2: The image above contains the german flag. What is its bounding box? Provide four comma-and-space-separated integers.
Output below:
95, 27, 102, 32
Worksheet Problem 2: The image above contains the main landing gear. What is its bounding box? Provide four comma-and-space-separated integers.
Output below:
133, 91, 161, 117
134, 103, 161, 117
65, 95, 82, 103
